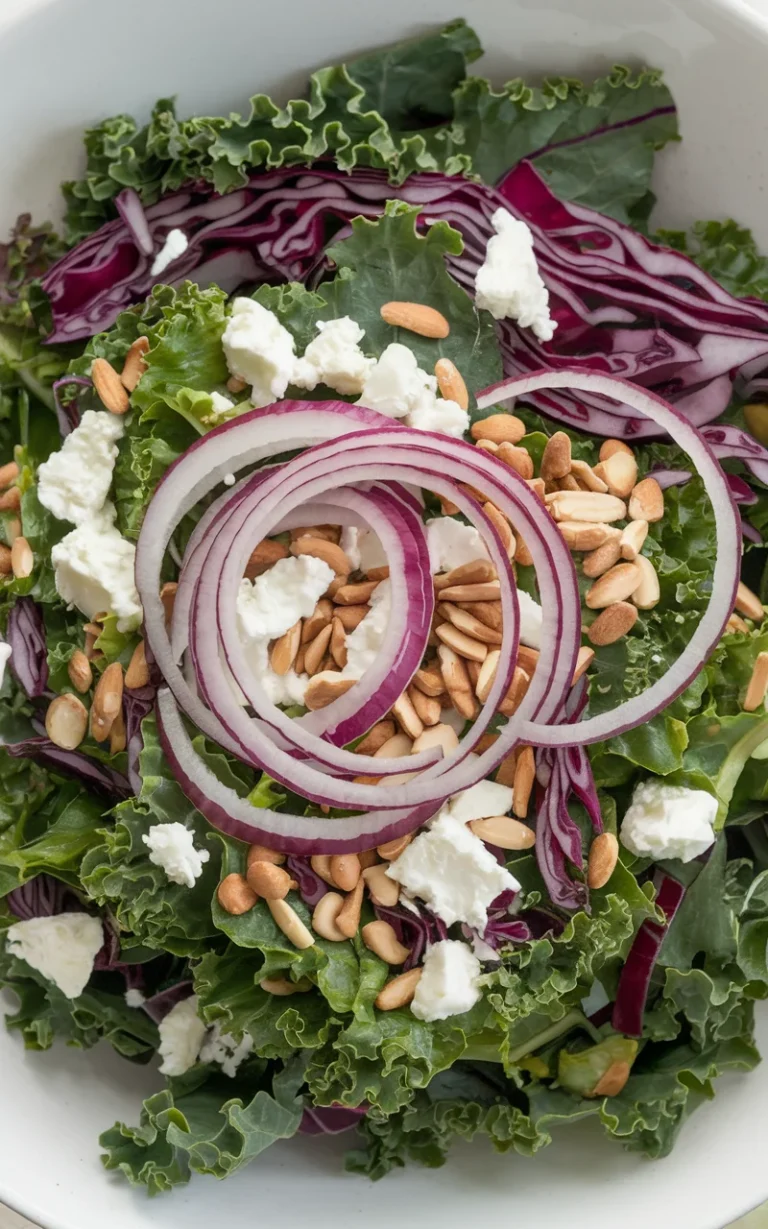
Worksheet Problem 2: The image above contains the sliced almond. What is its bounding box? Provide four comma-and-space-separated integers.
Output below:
434, 559, 496, 591
226, 374, 247, 394
304, 671, 356, 710
290, 537, 350, 576
495, 751, 518, 788
517, 645, 540, 676
437, 644, 478, 720
582, 536, 622, 579
304, 624, 333, 676
631, 555, 661, 610
0, 460, 19, 489
585, 562, 642, 609
0, 486, 20, 512
435, 622, 488, 662
483, 501, 515, 558
67, 649, 92, 693
569, 459, 608, 493
599, 439, 633, 462
540, 431, 572, 481
90, 662, 124, 742
362, 920, 410, 965
600, 449, 638, 499
587, 831, 619, 889
5, 516, 21, 545
548, 491, 627, 523
0, 543, 11, 575
407, 685, 441, 727
499, 666, 530, 717
735, 581, 764, 622
120, 336, 150, 391
329, 854, 361, 892
260, 977, 312, 996
628, 476, 664, 522
374, 732, 413, 759
355, 720, 396, 757
475, 438, 499, 454
466, 659, 481, 689
335, 879, 365, 938
91, 357, 129, 414
109, 707, 127, 754
380, 301, 449, 338
572, 645, 595, 685
744, 651, 768, 712
391, 692, 424, 740
587, 601, 639, 646
125, 639, 150, 689
267, 898, 315, 949
559, 521, 617, 552
332, 604, 369, 632
362, 863, 400, 907
726, 613, 750, 635
496, 441, 534, 479
10, 536, 33, 578
458, 599, 502, 632
301, 598, 334, 643
245, 538, 289, 579
333, 580, 379, 605
377, 833, 414, 861
366, 565, 390, 582
269, 620, 302, 675
45, 693, 88, 750
434, 358, 469, 410
411, 723, 460, 757
290, 524, 340, 543
555, 473, 580, 492
620, 519, 649, 562
591, 1060, 631, 1098
512, 746, 535, 818
375, 967, 422, 1011
437, 581, 501, 603
330, 617, 347, 669
160, 582, 177, 624
475, 649, 500, 702
470, 414, 526, 446
469, 815, 535, 850
411, 665, 445, 697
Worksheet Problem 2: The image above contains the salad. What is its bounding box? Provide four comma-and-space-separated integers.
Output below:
2, 17, 768, 1196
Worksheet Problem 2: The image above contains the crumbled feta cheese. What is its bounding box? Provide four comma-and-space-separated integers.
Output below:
447, 779, 514, 825
222, 298, 298, 408
223, 472, 236, 486
6, 912, 103, 999
199, 1023, 254, 1077
293, 317, 375, 395
51, 504, 142, 631
158, 995, 207, 1076
517, 589, 543, 649
411, 940, 483, 1021
342, 579, 391, 679
426, 517, 490, 573
620, 779, 718, 863
0, 640, 11, 689
386, 811, 520, 929
339, 525, 387, 573
37, 410, 124, 526
236, 555, 335, 706
469, 931, 501, 963
125, 988, 146, 1008
475, 208, 556, 342
406, 393, 469, 438
209, 391, 236, 416
151, 228, 189, 277
142, 822, 211, 888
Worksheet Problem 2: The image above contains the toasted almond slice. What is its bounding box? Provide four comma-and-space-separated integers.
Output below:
312, 892, 348, 941
67, 649, 92, 693
301, 598, 334, 643
434, 559, 496, 591
332, 604, 369, 632
516, 645, 539, 676
434, 358, 469, 410
366, 565, 390, 582
559, 521, 616, 552
482, 501, 515, 558
500, 666, 530, 717
495, 751, 518, 788
290, 537, 350, 575
90, 661, 124, 743
380, 301, 449, 338
290, 524, 340, 543
374, 733, 413, 759
495, 441, 534, 479
411, 723, 460, 757
469, 815, 536, 850
125, 639, 150, 689
628, 476, 664, 522
735, 580, 764, 621
587, 602, 638, 646
474, 438, 499, 454
391, 691, 425, 740
0, 460, 19, 489
587, 832, 619, 889
437, 581, 501, 603
91, 357, 129, 414
10, 536, 33, 578
270, 620, 302, 675
470, 414, 526, 446
304, 671, 356, 710
555, 473, 580, 492
549, 491, 627, 523
362, 863, 400, 907
437, 644, 477, 720
377, 833, 414, 861
310, 855, 336, 885
375, 967, 422, 1011
599, 439, 633, 462
267, 898, 315, 949
109, 707, 127, 755
245, 538, 289, 579
435, 622, 488, 662
260, 976, 312, 996
362, 920, 411, 965
441, 602, 502, 646
45, 693, 88, 750
475, 649, 500, 702
0, 543, 10, 575
569, 459, 608, 493
601, 449, 638, 499
582, 536, 623, 580
620, 519, 649, 562
411, 665, 445, 697
226, 374, 247, 394
585, 562, 642, 609
726, 613, 750, 635
744, 651, 768, 712
540, 431, 572, 481
407, 685, 441, 727
631, 555, 661, 611
120, 336, 150, 391
572, 646, 595, 685
304, 624, 334, 676
512, 746, 535, 818
591, 1060, 631, 1098
333, 580, 379, 605
330, 617, 347, 669
336, 879, 365, 938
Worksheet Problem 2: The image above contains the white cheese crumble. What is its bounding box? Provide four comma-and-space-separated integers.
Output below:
223, 472, 236, 486
411, 940, 483, 1021
342, 578, 391, 679
386, 811, 520, 929
0, 640, 11, 689
142, 822, 211, 888
236, 554, 335, 706
208, 391, 236, 418
447, 779, 514, 825
475, 208, 556, 342
51, 504, 142, 632
222, 297, 299, 408
339, 525, 387, 574
125, 988, 146, 1008
517, 589, 543, 649
620, 779, 718, 863
150, 228, 189, 277
37, 410, 124, 526
293, 317, 375, 396
357, 343, 469, 437
199, 1023, 254, 1077
157, 995, 208, 1076
426, 517, 490, 573
6, 912, 103, 1000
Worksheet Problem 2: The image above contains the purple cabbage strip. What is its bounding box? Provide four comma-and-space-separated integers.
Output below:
51, 375, 91, 438
6, 598, 48, 698
6, 872, 74, 919
141, 980, 194, 1024
115, 188, 154, 258
373, 901, 447, 971
286, 857, 329, 908
5, 733, 131, 798
299, 1104, 368, 1135
122, 683, 157, 795
651, 468, 692, 491
612, 873, 686, 1037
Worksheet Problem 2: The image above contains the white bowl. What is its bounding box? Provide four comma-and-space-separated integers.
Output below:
2, 1, 768, 1226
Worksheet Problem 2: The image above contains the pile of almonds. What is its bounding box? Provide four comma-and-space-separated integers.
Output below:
0, 460, 33, 582
44, 628, 150, 755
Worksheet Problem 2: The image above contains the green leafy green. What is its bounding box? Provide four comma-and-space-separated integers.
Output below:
655, 218, 768, 299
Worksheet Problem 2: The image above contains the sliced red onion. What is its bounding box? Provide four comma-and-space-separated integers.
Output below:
115, 188, 154, 257
300, 1105, 368, 1135
5, 735, 131, 798
6, 598, 49, 698
477, 369, 741, 747
612, 872, 686, 1037
52, 375, 90, 437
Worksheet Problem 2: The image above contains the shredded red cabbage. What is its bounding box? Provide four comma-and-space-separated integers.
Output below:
52, 374, 90, 437
611, 872, 686, 1037
7, 598, 49, 698
6, 872, 74, 919
373, 900, 447, 971
6, 731, 131, 798
300, 1104, 368, 1135
285, 857, 329, 908
141, 980, 194, 1024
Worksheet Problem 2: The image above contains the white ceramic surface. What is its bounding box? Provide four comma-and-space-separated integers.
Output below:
2, 0, 768, 1226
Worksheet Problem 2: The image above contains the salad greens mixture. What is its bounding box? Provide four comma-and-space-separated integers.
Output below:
2, 18, 768, 1196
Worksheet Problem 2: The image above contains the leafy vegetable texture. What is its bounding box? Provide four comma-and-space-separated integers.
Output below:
62, 22, 676, 241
